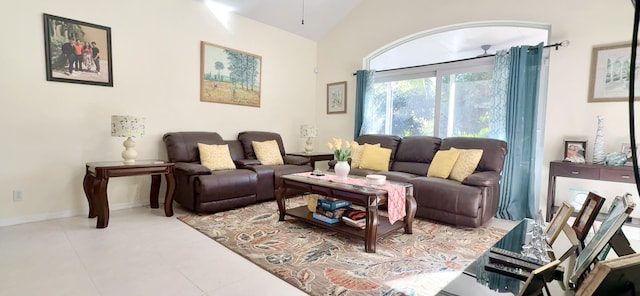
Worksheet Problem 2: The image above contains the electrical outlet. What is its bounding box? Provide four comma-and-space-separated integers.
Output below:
13, 190, 23, 202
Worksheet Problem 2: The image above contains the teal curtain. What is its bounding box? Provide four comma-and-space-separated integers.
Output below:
354, 70, 375, 139
498, 43, 544, 220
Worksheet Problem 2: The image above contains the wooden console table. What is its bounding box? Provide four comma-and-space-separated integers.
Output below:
546, 160, 635, 221
82, 160, 176, 228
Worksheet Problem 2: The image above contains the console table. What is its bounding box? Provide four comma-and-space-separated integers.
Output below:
82, 160, 176, 228
546, 161, 635, 221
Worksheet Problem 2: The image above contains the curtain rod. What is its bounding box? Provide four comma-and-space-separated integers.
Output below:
352, 40, 570, 75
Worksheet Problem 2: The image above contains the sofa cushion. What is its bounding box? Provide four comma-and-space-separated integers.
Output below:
441, 137, 507, 174
197, 143, 236, 171
351, 143, 380, 168
410, 177, 482, 218
356, 134, 402, 162
238, 131, 286, 159
427, 150, 460, 178
449, 148, 483, 182
252, 140, 284, 165
391, 136, 441, 175
359, 144, 392, 171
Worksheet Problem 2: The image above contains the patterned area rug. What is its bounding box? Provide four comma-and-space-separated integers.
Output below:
178, 196, 507, 296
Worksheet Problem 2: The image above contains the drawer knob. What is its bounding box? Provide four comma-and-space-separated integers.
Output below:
621, 175, 631, 179
571, 171, 580, 175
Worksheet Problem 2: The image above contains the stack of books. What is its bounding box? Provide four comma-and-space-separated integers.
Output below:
312, 198, 352, 224
342, 208, 366, 229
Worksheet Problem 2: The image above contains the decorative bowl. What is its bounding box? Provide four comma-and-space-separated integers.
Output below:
366, 174, 386, 185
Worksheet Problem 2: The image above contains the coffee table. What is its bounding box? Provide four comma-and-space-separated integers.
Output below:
276, 173, 417, 253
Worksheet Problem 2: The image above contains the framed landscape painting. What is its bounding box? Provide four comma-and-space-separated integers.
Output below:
43, 14, 113, 87
200, 41, 261, 107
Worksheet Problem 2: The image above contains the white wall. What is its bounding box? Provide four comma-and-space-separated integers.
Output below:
315, 0, 638, 216
0, 1, 317, 225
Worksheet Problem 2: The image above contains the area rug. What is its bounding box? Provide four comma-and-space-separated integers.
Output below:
178, 196, 507, 296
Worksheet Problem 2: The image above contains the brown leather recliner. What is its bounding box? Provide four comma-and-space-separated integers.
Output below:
163, 132, 259, 213
237, 131, 312, 200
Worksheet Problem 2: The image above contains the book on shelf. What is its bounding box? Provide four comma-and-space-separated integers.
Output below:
342, 216, 365, 229
316, 207, 347, 219
312, 212, 341, 224
317, 199, 352, 211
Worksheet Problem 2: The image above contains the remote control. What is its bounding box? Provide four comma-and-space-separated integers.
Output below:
484, 263, 530, 281
490, 247, 546, 266
488, 253, 540, 271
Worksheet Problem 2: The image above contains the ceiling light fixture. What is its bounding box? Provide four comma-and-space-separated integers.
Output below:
477, 44, 492, 57
301, 0, 305, 25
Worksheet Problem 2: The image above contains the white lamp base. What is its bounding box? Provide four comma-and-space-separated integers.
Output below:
121, 137, 138, 164
305, 137, 314, 154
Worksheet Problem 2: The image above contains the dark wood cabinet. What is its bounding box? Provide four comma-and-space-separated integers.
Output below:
546, 161, 635, 221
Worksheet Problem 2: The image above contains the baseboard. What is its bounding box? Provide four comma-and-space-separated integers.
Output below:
0, 201, 150, 227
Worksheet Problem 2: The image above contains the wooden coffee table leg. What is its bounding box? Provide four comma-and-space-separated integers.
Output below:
365, 195, 379, 253
276, 187, 287, 221
404, 194, 417, 234
93, 177, 110, 228
83, 171, 97, 218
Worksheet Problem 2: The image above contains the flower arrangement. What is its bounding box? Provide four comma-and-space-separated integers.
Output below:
327, 138, 357, 161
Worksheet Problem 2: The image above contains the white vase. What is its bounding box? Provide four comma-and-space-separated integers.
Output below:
334, 161, 350, 180
593, 115, 605, 164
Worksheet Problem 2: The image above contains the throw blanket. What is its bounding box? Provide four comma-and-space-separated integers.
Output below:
293, 172, 407, 224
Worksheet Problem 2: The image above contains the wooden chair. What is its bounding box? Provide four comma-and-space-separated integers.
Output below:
572, 192, 605, 248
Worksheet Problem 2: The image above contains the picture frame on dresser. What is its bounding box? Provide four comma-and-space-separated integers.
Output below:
563, 140, 587, 163
43, 13, 113, 87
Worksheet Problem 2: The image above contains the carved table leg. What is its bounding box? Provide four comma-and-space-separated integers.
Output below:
93, 177, 110, 228
83, 171, 97, 218
404, 193, 417, 234
150, 174, 160, 208
276, 187, 287, 221
365, 195, 380, 253
164, 172, 175, 217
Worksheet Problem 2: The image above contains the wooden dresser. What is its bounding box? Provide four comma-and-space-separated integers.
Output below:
546, 160, 636, 221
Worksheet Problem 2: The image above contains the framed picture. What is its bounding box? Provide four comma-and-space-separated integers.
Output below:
572, 192, 605, 243
43, 14, 113, 87
200, 41, 261, 107
588, 42, 640, 102
570, 194, 635, 287
545, 201, 574, 245
564, 140, 587, 163
327, 81, 347, 114
576, 253, 640, 296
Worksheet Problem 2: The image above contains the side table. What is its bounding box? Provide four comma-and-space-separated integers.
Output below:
287, 152, 334, 170
82, 160, 176, 228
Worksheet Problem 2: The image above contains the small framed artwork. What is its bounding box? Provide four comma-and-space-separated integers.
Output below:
327, 81, 347, 114
572, 192, 605, 244
545, 201, 574, 245
200, 41, 262, 107
564, 140, 587, 163
43, 14, 113, 87
588, 42, 640, 102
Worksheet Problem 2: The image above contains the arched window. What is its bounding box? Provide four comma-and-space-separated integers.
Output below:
360, 22, 550, 138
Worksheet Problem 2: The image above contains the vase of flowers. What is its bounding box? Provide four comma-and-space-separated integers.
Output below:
328, 138, 356, 180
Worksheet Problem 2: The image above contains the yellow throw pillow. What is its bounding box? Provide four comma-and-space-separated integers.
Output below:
427, 149, 461, 178
449, 148, 484, 182
197, 143, 236, 171
358, 144, 392, 172
351, 143, 380, 168
252, 140, 284, 165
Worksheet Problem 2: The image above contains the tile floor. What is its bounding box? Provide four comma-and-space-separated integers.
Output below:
1, 205, 638, 296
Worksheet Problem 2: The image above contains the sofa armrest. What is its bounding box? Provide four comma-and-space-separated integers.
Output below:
235, 159, 262, 168
462, 171, 500, 187
175, 162, 211, 175
284, 155, 310, 166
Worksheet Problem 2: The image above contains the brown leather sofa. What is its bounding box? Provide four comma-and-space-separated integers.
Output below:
163, 131, 312, 213
331, 134, 508, 227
